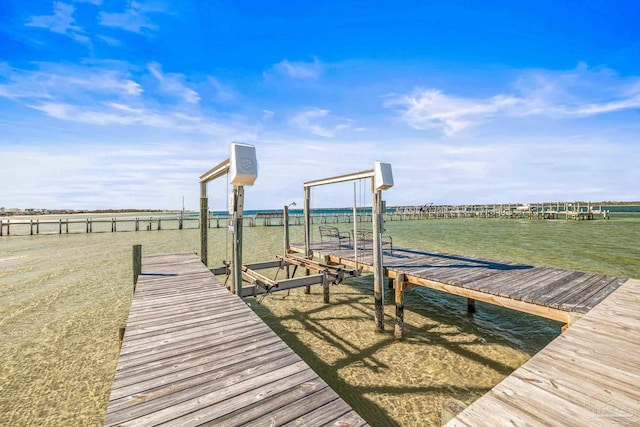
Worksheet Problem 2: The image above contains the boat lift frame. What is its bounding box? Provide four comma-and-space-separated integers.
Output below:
303, 161, 394, 331
199, 143, 257, 296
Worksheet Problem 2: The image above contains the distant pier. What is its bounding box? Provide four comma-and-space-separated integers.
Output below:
0, 202, 614, 236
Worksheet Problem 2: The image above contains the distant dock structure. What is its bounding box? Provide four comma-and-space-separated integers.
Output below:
0, 201, 616, 236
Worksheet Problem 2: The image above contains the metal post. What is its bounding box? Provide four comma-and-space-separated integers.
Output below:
304, 186, 311, 259
232, 186, 244, 297
284, 205, 291, 278
303, 186, 312, 294
372, 187, 384, 332
353, 181, 358, 276
200, 182, 208, 265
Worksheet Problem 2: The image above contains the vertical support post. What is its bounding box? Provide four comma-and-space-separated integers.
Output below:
158, 218, 161, 230
323, 272, 330, 303
232, 185, 244, 297
0, 220, 3, 236
200, 182, 208, 266
59, 218, 62, 234
284, 205, 291, 279
441, 399, 467, 425
37, 219, 39, 234
395, 274, 406, 340
30, 219, 33, 235
372, 187, 384, 332
132, 244, 142, 291
353, 181, 359, 276
118, 327, 126, 352
467, 298, 476, 313
303, 186, 312, 294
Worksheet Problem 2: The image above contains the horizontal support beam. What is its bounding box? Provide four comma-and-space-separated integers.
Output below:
304, 169, 374, 188
240, 274, 326, 297
275, 274, 326, 290
279, 254, 356, 278
199, 158, 230, 184
210, 265, 230, 275
243, 259, 286, 270
241, 267, 276, 288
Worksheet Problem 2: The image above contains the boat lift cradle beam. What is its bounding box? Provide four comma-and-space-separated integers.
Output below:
240, 254, 357, 298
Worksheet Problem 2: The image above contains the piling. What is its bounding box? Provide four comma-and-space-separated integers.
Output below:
395, 274, 406, 340
441, 398, 467, 425
132, 245, 142, 291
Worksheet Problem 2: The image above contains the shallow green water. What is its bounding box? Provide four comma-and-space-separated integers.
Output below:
0, 213, 638, 426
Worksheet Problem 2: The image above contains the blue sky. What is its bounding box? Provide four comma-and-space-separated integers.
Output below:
1, 1, 639, 211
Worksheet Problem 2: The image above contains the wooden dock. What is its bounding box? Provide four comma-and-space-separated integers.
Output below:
446, 277, 640, 426
296, 242, 628, 326
292, 240, 639, 424
104, 252, 367, 427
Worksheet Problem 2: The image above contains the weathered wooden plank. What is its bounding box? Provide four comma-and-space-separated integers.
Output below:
113, 330, 283, 380
205, 383, 339, 427
504, 268, 576, 300
107, 348, 300, 419
110, 337, 289, 397
201, 382, 332, 426
124, 306, 252, 339
447, 278, 640, 427
280, 397, 356, 427
555, 275, 616, 311
120, 316, 264, 355
571, 277, 627, 312
113, 365, 316, 426
484, 267, 564, 300
515, 270, 587, 304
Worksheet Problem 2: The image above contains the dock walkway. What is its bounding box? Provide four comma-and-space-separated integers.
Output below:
447, 277, 640, 426
104, 252, 367, 427
297, 242, 628, 324
296, 241, 639, 425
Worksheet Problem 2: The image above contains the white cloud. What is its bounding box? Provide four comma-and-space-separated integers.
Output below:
272, 57, 324, 80
27, 101, 253, 138
148, 62, 200, 104
26, 2, 90, 44
0, 62, 254, 141
387, 64, 640, 135
385, 89, 520, 135
290, 108, 351, 137
99, 1, 164, 33
0, 63, 142, 100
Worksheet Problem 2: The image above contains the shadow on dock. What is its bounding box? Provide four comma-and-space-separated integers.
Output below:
247, 276, 554, 426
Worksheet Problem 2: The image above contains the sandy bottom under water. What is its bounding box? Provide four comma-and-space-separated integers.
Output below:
247, 275, 539, 427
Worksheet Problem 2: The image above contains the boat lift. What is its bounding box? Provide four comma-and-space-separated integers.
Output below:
199, 142, 257, 296
300, 161, 394, 331
239, 162, 394, 331
201, 151, 393, 323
